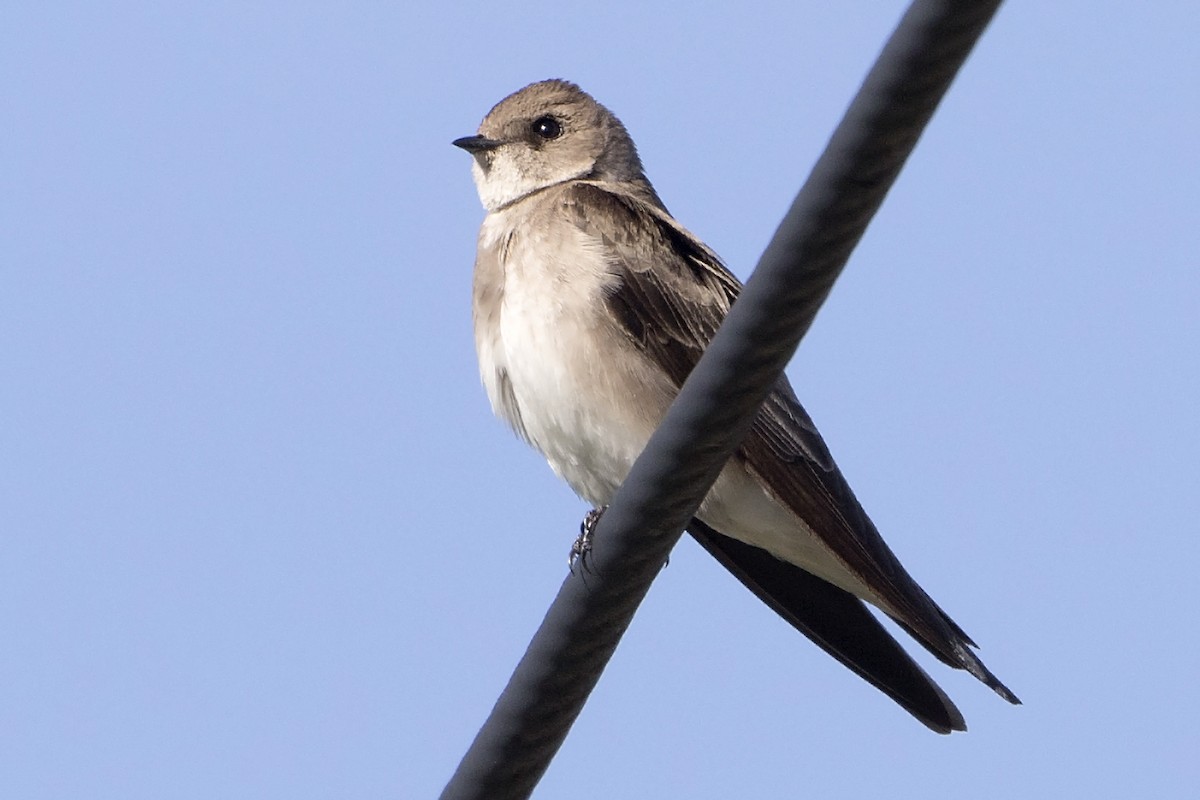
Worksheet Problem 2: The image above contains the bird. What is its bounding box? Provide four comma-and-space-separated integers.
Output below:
453, 78, 1018, 733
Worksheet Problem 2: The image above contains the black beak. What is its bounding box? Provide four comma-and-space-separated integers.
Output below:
452, 135, 503, 154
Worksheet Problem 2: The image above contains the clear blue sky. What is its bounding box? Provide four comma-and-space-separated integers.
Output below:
4, 2, 1197, 798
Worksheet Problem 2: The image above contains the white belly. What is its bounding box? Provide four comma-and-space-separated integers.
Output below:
492, 219, 673, 504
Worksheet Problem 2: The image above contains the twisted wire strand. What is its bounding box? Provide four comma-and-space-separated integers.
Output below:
441, 2, 1003, 797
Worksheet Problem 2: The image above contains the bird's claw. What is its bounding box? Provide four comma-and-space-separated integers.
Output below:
569, 505, 607, 573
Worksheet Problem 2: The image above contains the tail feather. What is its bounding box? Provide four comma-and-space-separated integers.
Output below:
890, 607, 1021, 705
689, 521, 968, 733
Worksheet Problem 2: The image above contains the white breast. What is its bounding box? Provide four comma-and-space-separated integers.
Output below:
474, 206, 675, 506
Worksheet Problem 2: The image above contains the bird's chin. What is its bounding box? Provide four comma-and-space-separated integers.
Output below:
474, 168, 542, 212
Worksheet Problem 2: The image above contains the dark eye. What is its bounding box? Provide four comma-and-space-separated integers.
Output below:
531, 116, 562, 140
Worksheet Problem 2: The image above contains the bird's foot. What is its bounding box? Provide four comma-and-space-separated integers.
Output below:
569, 505, 607, 573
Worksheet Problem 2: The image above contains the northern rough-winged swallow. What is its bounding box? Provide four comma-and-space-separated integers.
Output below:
454, 79, 1018, 733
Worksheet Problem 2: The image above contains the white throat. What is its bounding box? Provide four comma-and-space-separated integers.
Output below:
471, 155, 587, 212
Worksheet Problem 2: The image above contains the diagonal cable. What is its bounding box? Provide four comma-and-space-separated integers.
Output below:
441, 2, 1003, 797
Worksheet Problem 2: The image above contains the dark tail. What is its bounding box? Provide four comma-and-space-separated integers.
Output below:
688, 520, 968, 733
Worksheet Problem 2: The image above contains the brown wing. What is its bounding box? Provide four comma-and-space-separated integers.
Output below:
562, 181, 1018, 703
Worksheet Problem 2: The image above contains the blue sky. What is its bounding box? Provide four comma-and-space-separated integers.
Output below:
3, 2, 1198, 797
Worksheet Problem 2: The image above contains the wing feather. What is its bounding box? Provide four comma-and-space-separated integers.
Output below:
561, 181, 1018, 703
